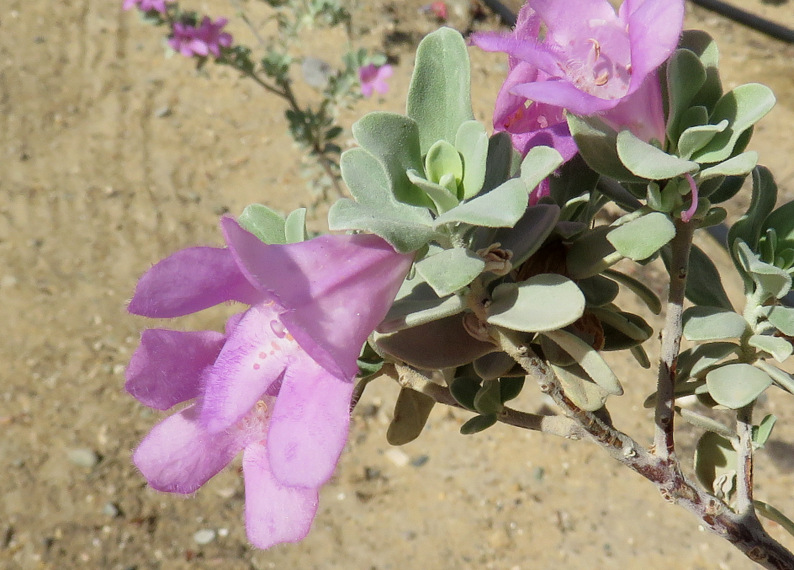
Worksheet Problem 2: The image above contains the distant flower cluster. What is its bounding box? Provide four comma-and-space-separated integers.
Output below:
168, 16, 233, 58
122, 0, 170, 14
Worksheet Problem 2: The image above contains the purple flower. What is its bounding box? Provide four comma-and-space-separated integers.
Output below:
168, 16, 233, 58
359, 64, 393, 98
472, 0, 684, 144
122, 0, 169, 13
126, 217, 413, 549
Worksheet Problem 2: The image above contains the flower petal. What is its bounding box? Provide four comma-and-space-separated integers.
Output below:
624, 0, 684, 88
243, 443, 319, 549
128, 246, 262, 318
133, 404, 243, 494
126, 328, 225, 410
511, 79, 616, 115
222, 217, 413, 379
200, 303, 294, 432
267, 353, 354, 488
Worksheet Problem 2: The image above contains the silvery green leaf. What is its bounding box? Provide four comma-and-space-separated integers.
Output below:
567, 226, 622, 279
375, 314, 496, 370
567, 114, 644, 182
676, 105, 710, 137
433, 178, 528, 229
415, 248, 485, 297
699, 207, 728, 229
728, 166, 777, 253
473, 380, 503, 415
474, 351, 517, 381
630, 345, 651, 369
666, 48, 708, 143
407, 28, 474, 154
590, 307, 652, 343
735, 240, 792, 300
616, 130, 699, 180
679, 408, 735, 440
682, 306, 748, 341
677, 121, 728, 160
699, 151, 758, 181
766, 305, 794, 335
238, 203, 286, 244
643, 378, 707, 408
460, 414, 497, 435
406, 169, 459, 213
351, 112, 429, 207
762, 197, 794, 254
542, 329, 622, 395
328, 199, 435, 253
603, 269, 662, 314
607, 212, 675, 261
284, 208, 307, 243
500, 377, 525, 402
387, 388, 435, 445
450, 373, 481, 410
519, 146, 564, 194
694, 432, 737, 500
551, 363, 609, 411
455, 120, 489, 199
425, 139, 463, 185
379, 280, 466, 333
748, 334, 793, 363
577, 275, 619, 307
755, 501, 794, 540
661, 244, 733, 310
693, 84, 776, 164
481, 203, 560, 267
755, 360, 794, 395
706, 363, 772, 408
753, 414, 777, 449
707, 174, 746, 203
595, 177, 642, 212
677, 342, 739, 380
487, 274, 585, 333
678, 30, 723, 112
482, 132, 515, 194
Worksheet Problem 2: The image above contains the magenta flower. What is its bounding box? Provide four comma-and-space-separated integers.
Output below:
359, 64, 393, 98
122, 0, 169, 13
126, 217, 413, 549
168, 16, 233, 58
472, 0, 684, 144
473, 6, 578, 162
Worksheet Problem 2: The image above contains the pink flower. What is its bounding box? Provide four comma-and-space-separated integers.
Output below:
359, 64, 393, 98
168, 16, 233, 58
122, 0, 169, 13
127, 217, 413, 549
472, 0, 684, 144
426, 2, 448, 20
473, 6, 579, 161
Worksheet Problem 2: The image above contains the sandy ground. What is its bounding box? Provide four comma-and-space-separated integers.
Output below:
2, 0, 794, 568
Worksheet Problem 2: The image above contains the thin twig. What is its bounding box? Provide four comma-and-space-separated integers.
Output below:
654, 219, 695, 460
736, 404, 756, 515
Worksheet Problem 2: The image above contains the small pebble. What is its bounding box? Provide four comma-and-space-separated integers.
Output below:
68, 448, 100, 468
102, 502, 120, 518
384, 449, 409, 468
217, 528, 229, 538
154, 106, 172, 118
410, 454, 429, 468
193, 529, 216, 545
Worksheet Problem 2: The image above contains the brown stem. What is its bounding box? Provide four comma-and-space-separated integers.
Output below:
654, 219, 695, 460
736, 404, 756, 515
493, 328, 794, 569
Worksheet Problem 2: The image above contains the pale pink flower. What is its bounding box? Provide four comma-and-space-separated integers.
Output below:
168, 16, 233, 58
359, 64, 393, 98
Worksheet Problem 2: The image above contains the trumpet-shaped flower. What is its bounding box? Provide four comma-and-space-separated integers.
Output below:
122, 0, 169, 13
127, 217, 413, 549
359, 64, 393, 98
472, 0, 683, 144
168, 16, 233, 58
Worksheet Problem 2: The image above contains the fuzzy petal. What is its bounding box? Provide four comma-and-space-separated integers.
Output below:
222, 217, 413, 379
512, 79, 617, 115
133, 404, 243, 494
243, 443, 319, 549
200, 303, 295, 432
624, 0, 685, 88
267, 353, 354, 488
126, 329, 225, 410
600, 73, 666, 143
128, 246, 262, 318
